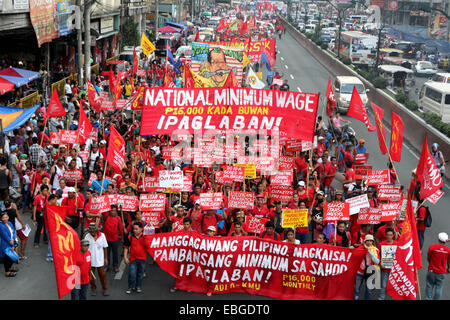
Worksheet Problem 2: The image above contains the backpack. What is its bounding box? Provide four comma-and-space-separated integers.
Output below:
261, 230, 278, 240
424, 206, 432, 228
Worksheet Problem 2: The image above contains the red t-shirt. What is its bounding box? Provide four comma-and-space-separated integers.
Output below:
33, 194, 47, 212
376, 225, 399, 243
200, 213, 224, 234
103, 215, 124, 242
250, 205, 270, 219
126, 234, 149, 262
417, 206, 427, 231
427, 244, 450, 274
323, 162, 336, 187
76, 251, 91, 285
170, 215, 184, 232
261, 231, 282, 241
330, 231, 351, 247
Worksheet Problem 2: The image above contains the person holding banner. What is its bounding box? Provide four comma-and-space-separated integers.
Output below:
378, 228, 399, 300
354, 235, 380, 300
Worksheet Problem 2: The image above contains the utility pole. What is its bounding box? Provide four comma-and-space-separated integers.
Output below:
76, 0, 83, 86
84, 0, 92, 84
155, 0, 159, 33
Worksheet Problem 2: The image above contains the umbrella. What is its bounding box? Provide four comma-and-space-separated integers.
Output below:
0, 104, 40, 132
0, 77, 15, 95
158, 26, 179, 33
0, 67, 41, 87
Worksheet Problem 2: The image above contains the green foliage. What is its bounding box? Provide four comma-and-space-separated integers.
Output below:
395, 89, 408, 104
341, 57, 352, 65
121, 17, 140, 49
423, 111, 450, 137
372, 77, 388, 89
405, 99, 418, 111
321, 43, 328, 50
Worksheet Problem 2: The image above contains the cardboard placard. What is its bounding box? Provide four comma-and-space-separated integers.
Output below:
139, 193, 166, 212
228, 191, 254, 209
285, 139, 302, 153
50, 132, 61, 145
88, 195, 111, 214
79, 150, 89, 163
170, 176, 193, 193
324, 202, 350, 221
233, 163, 256, 179
139, 177, 165, 193
88, 173, 97, 187
108, 194, 139, 211
271, 171, 293, 186
345, 194, 370, 215
159, 170, 184, 188
281, 208, 308, 228
162, 146, 183, 160
63, 170, 83, 184
222, 166, 245, 182
354, 153, 369, 164
381, 245, 397, 269
354, 165, 372, 180
278, 155, 294, 171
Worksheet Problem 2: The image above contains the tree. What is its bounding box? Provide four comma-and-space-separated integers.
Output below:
121, 17, 140, 50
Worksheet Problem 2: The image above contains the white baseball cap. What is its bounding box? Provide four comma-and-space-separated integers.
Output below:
298, 181, 305, 187
67, 187, 76, 193
207, 226, 216, 232
438, 232, 448, 242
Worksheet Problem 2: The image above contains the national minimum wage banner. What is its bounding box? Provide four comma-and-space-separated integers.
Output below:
140, 87, 319, 142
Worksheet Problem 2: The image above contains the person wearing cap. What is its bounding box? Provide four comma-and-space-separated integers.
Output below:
355, 139, 366, 156
425, 232, 450, 300
61, 187, 84, 230
206, 225, 217, 236
354, 234, 380, 300
314, 136, 326, 158
98, 140, 107, 158
84, 223, 109, 296
124, 221, 149, 294
71, 239, 92, 300
378, 227, 399, 300
54, 145, 67, 162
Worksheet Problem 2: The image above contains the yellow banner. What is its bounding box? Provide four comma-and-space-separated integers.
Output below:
141, 32, 156, 57
282, 209, 308, 228
233, 163, 256, 179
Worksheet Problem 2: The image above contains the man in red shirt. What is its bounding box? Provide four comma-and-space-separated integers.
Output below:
323, 156, 337, 197
124, 221, 149, 294
71, 239, 92, 300
62, 187, 84, 230
103, 205, 124, 273
199, 209, 227, 235
150, 155, 165, 177
376, 220, 399, 243
32, 184, 49, 248
416, 203, 427, 249
425, 232, 450, 300
251, 196, 270, 219
261, 221, 281, 241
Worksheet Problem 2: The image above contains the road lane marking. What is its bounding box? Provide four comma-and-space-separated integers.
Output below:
114, 259, 126, 280
284, 64, 288, 69
280, 57, 284, 61
297, 87, 302, 92
290, 74, 294, 80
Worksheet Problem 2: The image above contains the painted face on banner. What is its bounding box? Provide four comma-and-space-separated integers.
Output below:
201, 48, 229, 85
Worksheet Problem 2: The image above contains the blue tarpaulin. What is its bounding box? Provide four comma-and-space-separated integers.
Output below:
0, 104, 40, 133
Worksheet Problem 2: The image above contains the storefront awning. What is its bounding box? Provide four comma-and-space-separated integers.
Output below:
0, 77, 15, 95
96, 30, 119, 41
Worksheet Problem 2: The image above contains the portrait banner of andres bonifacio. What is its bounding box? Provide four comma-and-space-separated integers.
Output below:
191, 42, 244, 87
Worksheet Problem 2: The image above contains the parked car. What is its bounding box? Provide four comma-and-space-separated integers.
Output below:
414, 60, 437, 76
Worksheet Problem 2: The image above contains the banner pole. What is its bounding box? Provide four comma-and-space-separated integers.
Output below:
99, 161, 108, 195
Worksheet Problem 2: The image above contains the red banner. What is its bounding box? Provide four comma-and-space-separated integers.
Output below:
354, 153, 369, 164
380, 201, 402, 222
278, 156, 294, 171
47, 205, 80, 299
139, 194, 166, 212
270, 185, 293, 202
228, 191, 254, 209
138, 177, 165, 193
222, 166, 245, 183
146, 232, 366, 299
416, 135, 443, 199
88, 195, 111, 214
50, 132, 61, 145
372, 103, 388, 155
108, 194, 139, 211
199, 193, 223, 210
357, 208, 382, 224
60, 130, 78, 144
285, 139, 302, 153
271, 171, 293, 186
324, 202, 350, 221
106, 126, 125, 174
63, 170, 83, 184
141, 88, 319, 142
354, 165, 372, 180
377, 184, 402, 201
366, 170, 390, 186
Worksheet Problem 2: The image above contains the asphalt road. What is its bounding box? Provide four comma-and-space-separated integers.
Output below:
0, 32, 449, 301
274, 31, 450, 300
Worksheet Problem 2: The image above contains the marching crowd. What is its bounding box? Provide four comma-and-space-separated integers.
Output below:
0, 16, 449, 303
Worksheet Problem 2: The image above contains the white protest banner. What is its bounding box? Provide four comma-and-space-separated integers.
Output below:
170, 176, 193, 193
139, 194, 166, 212
380, 201, 402, 222
200, 192, 223, 210
377, 185, 402, 201
228, 191, 254, 209
271, 171, 293, 186
345, 194, 370, 215
159, 170, 184, 188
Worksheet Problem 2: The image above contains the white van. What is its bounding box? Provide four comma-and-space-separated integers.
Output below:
333, 76, 369, 114
304, 24, 316, 33
430, 73, 450, 83
419, 82, 450, 123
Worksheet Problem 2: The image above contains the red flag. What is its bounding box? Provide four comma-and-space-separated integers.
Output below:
133, 47, 138, 75
46, 88, 66, 118
239, 21, 248, 35
47, 205, 81, 299
217, 18, 226, 31
390, 111, 404, 162
108, 69, 116, 95
184, 65, 195, 88
106, 125, 125, 174
223, 70, 239, 88
114, 69, 122, 103
87, 80, 101, 113
386, 196, 421, 300
325, 77, 336, 117
416, 135, 443, 199
78, 101, 93, 145
347, 86, 376, 132
194, 32, 199, 42
371, 102, 388, 155
163, 73, 176, 88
